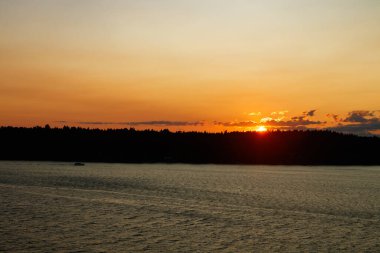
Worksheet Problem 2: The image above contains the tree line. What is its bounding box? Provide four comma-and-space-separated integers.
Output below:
0, 125, 379, 165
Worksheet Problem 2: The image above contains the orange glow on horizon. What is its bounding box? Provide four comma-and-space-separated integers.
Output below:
0, 1, 379, 135
256, 126, 268, 132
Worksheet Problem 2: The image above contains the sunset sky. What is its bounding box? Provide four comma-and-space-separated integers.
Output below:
1, 0, 379, 135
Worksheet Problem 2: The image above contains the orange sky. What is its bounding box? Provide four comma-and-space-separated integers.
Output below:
1, 1, 379, 134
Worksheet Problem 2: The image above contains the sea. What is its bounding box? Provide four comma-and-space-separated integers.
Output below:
1, 161, 379, 252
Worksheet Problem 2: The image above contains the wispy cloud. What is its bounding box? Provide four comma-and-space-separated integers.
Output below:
214, 119, 324, 128
215, 110, 324, 128
271, 110, 288, 116
264, 119, 324, 127
248, 112, 261, 116
213, 121, 257, 127
260, 117, 273, 123
127, 121, 204, 126
56, 121, 204, 126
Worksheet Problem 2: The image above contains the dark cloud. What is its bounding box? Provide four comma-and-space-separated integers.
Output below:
291, 109, 317, 121
327, 121, 380, 136
343, 110, 377, 123
56, 121, 204, 126
327, 110, 380, 136
265, 119, 324, 127
304, 109, 316, 117
271, 126, 312, 131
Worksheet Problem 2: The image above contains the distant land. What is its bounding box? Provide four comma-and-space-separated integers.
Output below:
1, 126, 379, 165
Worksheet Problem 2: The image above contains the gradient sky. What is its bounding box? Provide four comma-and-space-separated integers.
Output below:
1, 0, 379, 134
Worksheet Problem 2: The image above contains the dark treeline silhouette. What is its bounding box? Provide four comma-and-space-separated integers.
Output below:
1, 125, 379, 165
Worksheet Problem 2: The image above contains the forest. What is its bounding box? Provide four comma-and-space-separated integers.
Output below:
0, 125, 379, 165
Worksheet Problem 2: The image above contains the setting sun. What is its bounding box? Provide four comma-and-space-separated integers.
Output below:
256, 126, 268, 132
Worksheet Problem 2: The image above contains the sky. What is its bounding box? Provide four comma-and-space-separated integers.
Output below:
1, 0, 379, 135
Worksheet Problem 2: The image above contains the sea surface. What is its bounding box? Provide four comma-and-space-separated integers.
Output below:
1, 162, 380, 252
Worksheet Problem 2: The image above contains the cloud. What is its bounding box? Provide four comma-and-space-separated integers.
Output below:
214, 119, 324, 128
126, 121, 204, 126
326, 114, 340, 122
215, 109, 323, 129
260, 117, 273, 123
56, 120, 204, 126
327, 121, 380, 136
326, 110, 380, 136
248, 112, 261, 116
213, 121, 257, 127
271, 110, 288, 116
77, 122, 112, 125
265, 119, 324, 127
290, 109, 318, 121
280, 110, 316, 122
343, 110, 377, 123
304, 110, 316, 117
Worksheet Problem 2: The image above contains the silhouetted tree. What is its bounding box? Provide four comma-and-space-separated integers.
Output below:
0, 126, 379, 165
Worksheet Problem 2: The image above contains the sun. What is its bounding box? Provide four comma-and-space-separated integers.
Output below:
256, 126, 268, 132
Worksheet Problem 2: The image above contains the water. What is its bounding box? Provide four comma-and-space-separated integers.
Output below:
1, 162, 380, 252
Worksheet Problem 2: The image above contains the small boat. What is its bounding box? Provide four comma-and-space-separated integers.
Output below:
74, 162, 85, 166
